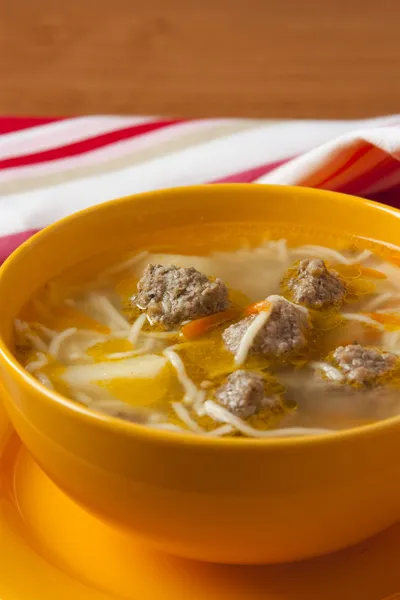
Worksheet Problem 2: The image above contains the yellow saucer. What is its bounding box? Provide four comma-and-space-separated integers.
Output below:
0, 401, 399, 600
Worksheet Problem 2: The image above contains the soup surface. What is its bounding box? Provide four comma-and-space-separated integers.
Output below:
14, 223, 400, 438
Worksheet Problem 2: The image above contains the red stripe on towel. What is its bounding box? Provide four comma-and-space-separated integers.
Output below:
0, 117, 65, 135
0, 119, 185, 170
338, 156, 400, 196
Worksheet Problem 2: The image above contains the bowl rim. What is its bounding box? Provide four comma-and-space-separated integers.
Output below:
1, 182, 400, 449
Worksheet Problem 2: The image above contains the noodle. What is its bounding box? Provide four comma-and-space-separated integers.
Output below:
163, 348, 202, 404
290, 245, 351, 264
105, 350, 142, 360
15, 319, 28, 333
127, 313, 147, 345
349, 250, 373, 264
25, 333, 48, 352
89, 399, 153, 422
172, 402, 205, 433
206, 424, 234, 436
48, 327, 78, 359
341, 313, 384, 330
311, 362, 344, 382
291, 246, 372, 265
32, 323, 57, 339
383, 330, 400, 350
100, 251, 148, 278
235, 310, 270, 366
267, 294, 308, 315
203, 400, 334, 437
363, 292, 396, 312
150, 423, 186, 433
26, 352, 48, 373
89, 295, 130, 330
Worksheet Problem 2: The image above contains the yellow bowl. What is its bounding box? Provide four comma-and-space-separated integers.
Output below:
0, 184, 400, 565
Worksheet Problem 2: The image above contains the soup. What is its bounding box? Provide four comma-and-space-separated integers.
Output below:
14, 225, 400, 438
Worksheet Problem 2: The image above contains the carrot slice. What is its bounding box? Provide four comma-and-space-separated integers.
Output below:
332, 264, 362, 279
359, 266, 387, 280
244, 300, 271, 316
333, 264, 386, 280
181, 308, 239, 340
365, 312, 400, 329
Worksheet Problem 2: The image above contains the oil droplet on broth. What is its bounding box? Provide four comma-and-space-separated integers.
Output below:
87, 339, 134, 361
174, 332, 236, 384
100, 364, 176, 409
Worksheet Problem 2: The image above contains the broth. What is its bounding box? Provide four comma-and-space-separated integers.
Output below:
14, 223, 400, 438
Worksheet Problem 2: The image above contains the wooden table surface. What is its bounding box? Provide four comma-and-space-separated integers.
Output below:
0, 0, 399, 119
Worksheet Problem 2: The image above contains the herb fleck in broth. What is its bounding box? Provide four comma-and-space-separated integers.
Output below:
14, 222, 400, 438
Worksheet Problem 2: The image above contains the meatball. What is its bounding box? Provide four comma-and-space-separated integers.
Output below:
215, 370, 279, 418
133, 264, 229, 328
223, 296, 308, 358
287, 259, 346, 308
332, 344, 397, 385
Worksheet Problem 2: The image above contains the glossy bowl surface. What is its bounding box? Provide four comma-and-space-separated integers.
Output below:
0, 184, 400, 564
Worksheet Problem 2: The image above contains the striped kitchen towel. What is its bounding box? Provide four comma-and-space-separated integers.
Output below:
0, 114, 399, 264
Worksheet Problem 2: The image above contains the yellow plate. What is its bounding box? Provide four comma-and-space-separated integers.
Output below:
1, 401, 399, 600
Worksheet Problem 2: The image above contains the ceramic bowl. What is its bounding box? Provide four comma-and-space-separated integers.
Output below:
0, 184, 400, 564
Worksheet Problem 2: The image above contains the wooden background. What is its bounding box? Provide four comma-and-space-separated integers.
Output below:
0, 0, 399, 119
